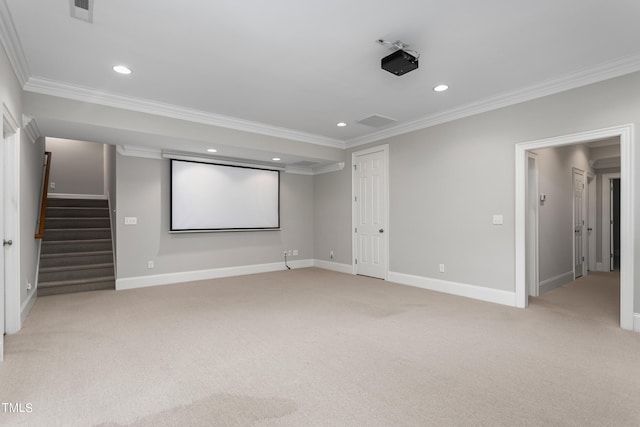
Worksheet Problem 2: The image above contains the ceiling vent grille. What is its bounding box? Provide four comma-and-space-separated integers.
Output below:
356, 114, 398, 128
70, 0, 94, 22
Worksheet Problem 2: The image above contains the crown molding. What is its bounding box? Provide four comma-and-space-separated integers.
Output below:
346, 53, 640, 148
116, 145, 163, 160
0, 0, 30, 86
313, 161, 345, 175
24, 77, 347, 149
22, 114, 40, 142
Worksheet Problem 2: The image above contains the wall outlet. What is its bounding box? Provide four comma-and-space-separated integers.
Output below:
147, 260, 154, 269
124, 217, 137, 225
330, 251, 334, 259
26, 280, 32, 291
439, 264, 445, 273
287, 250, 293, 257
49, 182, 55, 190
292, 249, 298, 256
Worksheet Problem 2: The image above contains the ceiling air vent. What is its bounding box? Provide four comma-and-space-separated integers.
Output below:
356, 114, 398, 128
70, 0, 94, 23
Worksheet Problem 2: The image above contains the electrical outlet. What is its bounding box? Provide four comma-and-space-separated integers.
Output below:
330, 251, 334, 259
49, 182, 55, 190
292, 249, 298, 256
124, 217, 137, 225
147, 260, 154, 269
439, 264, 445, 273
26, 280, 32, 291
283, 250, 288, 256
287, 250, 293, 257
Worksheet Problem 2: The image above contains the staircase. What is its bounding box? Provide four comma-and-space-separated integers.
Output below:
38, 198, 115, 296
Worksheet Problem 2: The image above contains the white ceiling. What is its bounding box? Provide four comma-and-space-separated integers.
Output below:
4, 0, 640, 155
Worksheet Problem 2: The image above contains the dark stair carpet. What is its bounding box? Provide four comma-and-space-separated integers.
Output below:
38, 198, 115, 296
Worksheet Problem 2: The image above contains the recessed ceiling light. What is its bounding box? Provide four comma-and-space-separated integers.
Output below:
434, 84, 449, 92
272, 157, 281, 161
207, 148, 217, 153
337, 122, 347, 127
113, 65, 132, 75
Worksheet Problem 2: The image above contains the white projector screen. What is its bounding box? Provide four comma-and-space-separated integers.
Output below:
170, 159, 280, 232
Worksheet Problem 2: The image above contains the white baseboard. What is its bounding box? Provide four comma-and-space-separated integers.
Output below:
116, 259, 314, 290
20, 289, 37, 326
388, 271, 516, 307
47, 193, 107, 199
313, 259, 352, 274
539, 271, 574, 294
634, 313, 640, 333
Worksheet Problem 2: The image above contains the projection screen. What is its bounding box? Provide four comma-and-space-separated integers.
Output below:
170, 159, 280, 232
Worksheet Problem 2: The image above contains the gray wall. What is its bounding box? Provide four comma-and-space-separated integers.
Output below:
46, 137, 105, 196
104, 144, 117, 273
314, 71, 640, 312
535, 144, 592, 284
20, 136, 45, 305
116, 154, 314, 279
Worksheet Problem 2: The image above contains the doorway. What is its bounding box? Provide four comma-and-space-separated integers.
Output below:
611, 178, 621, 271
515, 124, 634, 331
352, 145, 389, 280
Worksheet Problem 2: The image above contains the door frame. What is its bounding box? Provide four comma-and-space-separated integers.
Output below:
352, 144, 389, 279
515, 124, 634, 331
2, 104, 21, 336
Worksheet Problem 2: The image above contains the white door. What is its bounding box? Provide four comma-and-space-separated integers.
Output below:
573, 169, 585, 279
353, 146, 388, 279
1, 129, 5, 361
526, 154, 539, 299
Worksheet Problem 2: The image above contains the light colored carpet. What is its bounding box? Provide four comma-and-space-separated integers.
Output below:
1, 268, 638, 426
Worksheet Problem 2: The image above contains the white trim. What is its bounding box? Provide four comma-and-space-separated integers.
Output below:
515, 124, 635, 330
24, 77, 345, 149
116, 145, 163, 160
0, 0, 30, 86
538, 271, 574, 294
116, 259, 314, 290
352, 144, 389, 280
313, 162, 345, 175
346, 54, 640, 148
634, 313, 640, 333
47, 193, 106, 200
21, 115, 40, 143
388, 272, 516, 307
313, 259, 353, 274
526, 152, 539, 299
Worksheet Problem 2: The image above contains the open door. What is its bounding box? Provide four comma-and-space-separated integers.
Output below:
573, 169, 585, 279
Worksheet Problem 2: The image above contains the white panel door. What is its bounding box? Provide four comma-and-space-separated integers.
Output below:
353, 147, 387, 279
1, 131, 5, 361
573, 169, 585, 279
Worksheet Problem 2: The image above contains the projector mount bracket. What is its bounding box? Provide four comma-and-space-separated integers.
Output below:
376, 39, 420, 59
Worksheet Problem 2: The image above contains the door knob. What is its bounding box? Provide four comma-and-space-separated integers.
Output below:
379, 229, 384, 233
3, 239, 13, 246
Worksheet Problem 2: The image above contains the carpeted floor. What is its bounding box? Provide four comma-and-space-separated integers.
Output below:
0, 268, 638, 426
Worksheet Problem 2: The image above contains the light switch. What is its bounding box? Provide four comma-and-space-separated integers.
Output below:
492, 215, 504, 225
124, 217, 137, 225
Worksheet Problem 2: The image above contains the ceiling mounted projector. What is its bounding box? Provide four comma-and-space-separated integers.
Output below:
378, 39, 420, 76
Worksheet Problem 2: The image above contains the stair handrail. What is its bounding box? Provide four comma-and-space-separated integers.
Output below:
35, 151, 52, 239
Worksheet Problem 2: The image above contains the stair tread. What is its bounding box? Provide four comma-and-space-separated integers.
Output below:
40, 250, 113, 258
39, 276, 115, 288
40, 263, 114, 273
44, 227, 111, 231
43, 238, 112, 244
